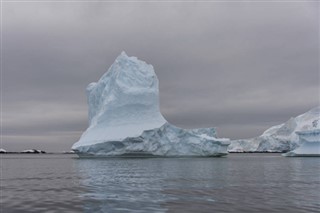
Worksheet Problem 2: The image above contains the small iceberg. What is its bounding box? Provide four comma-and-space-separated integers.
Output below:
228, 107, 320, 153
21, 149, 46, 154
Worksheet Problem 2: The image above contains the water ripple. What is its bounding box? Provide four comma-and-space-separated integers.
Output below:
1, 154, 319, 212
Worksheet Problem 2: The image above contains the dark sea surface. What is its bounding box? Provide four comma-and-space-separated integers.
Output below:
1, 153, 319, 213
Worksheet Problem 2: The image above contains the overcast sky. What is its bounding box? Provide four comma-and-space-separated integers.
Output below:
1, 1, 319, 152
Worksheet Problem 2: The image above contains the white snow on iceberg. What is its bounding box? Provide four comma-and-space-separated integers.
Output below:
72, 52, 230, 157
228, 107, 320, 153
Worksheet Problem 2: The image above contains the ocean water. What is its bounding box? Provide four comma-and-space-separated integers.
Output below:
1, 154, 319, 213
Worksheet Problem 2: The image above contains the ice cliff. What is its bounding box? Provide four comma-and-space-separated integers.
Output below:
282, 129, 320, 157
72, 52, 230, 157
228, 107, 320, 153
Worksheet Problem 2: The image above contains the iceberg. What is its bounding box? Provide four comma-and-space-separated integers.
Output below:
72, 52, 230, 157
21, 149, 46, 154
282, 129, 320, 157
228, 107, 320, 153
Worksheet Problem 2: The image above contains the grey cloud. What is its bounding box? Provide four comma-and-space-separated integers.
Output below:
3, 102, 87, 134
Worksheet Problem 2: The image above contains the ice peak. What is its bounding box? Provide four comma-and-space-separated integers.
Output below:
85, 52, 164, 127
115, 51, 130, 63
117, 51, 129, 59
115, 51, 138, 64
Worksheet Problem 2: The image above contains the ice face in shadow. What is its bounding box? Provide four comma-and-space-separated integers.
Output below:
228, 107, 320, 153
282, 129, 320, 157
72, 52, 230, 157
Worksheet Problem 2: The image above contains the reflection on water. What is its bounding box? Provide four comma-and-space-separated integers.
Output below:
1, 154, 320, 212
75, 155, 320, 213
76, 158, 229, 213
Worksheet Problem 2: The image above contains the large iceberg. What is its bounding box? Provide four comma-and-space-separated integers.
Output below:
72, 52, 230, 157
228, 107, 320, 153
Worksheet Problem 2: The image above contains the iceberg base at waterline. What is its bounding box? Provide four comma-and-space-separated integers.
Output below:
282, 129, 320, 157
72, 52, 230, 157
74, 123, 230, 157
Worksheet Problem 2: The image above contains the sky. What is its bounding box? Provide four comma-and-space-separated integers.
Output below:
1, 1, 319, 152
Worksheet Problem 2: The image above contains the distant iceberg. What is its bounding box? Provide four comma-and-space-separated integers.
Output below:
72, 52, 230, 157
228, 107, 320, 153
21, 149, 46, 154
